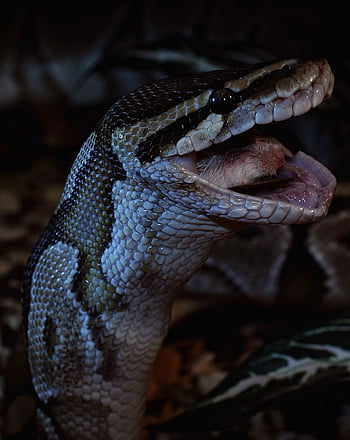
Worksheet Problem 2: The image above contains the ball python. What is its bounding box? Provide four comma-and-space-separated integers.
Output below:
22, 58, 336, 439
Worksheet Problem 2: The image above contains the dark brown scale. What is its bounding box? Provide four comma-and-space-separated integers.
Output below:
43, 316, 57, 359
233, 61, 299, 105
137, 106, 211, 164
98, 345, 120, 381
104, 64, 262, 129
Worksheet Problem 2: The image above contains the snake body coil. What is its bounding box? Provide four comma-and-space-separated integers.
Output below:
23, 59, 336, 439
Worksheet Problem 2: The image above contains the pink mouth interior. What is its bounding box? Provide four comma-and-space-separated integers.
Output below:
172, 129, 334, 210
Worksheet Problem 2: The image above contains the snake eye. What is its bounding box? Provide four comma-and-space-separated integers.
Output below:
208, 88, 236, 114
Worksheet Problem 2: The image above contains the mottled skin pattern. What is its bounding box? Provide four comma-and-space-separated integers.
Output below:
22, 59, 336, 439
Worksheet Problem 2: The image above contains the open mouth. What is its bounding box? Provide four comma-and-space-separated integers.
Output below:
171, 129, 333, 210
160, 59, 336, 224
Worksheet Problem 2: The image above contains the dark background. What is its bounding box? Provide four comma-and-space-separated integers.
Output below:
1, 2, 350, 439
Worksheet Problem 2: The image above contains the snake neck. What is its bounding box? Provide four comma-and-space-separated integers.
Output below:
26, 138, 240, 439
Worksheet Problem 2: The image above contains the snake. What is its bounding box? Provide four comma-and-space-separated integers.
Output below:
22, 58, 336, 439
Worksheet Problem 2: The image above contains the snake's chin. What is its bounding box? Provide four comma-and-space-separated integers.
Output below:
170, 128, 336, 211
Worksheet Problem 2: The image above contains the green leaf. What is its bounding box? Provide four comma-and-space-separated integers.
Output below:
159, 315, 350, 433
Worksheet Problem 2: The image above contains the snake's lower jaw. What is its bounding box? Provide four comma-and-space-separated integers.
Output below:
168, 143, 336, 224
256, 150, 336, 210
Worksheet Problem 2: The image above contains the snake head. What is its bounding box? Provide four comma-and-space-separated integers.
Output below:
110, 58, 336, 225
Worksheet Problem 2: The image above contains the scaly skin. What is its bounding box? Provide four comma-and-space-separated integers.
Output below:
22, 58, 336, 439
